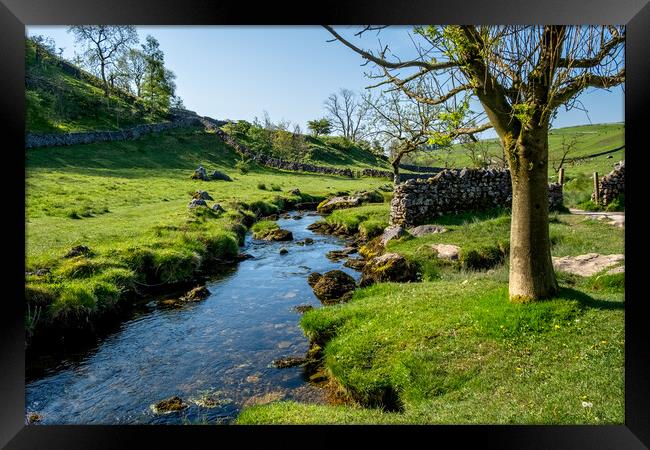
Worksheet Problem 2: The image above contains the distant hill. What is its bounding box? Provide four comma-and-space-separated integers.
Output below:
405, 122, 624, 171
25, 38, 168, 134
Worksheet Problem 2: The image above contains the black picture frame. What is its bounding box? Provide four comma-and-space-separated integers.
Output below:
1, 0, 648, 447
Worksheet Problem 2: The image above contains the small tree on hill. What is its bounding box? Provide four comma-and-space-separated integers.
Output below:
68, 25, 138, 97
307, 118, 332, 136
140, 35, 176, 114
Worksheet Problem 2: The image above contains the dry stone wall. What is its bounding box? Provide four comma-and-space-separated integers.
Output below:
26, 117, 202, 149
593, 161, 624, 205
204, 120, 354, 178
390, 167, 563, 227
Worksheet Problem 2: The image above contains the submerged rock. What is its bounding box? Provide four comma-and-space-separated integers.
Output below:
64, 245, 92, 258
360, 252, 418, 287
310, 270, 356, 303
303, 237, 314, 245
151, 396, 189, 414
326, 247, 357, 261
237, 252, 254, 261
293, 304, 314, 314
271, 356, 308, 369
279, 247, 289, 255
307, 272, 322, 287
254, 228, 293, 241
344, 257, 367, 271
180, 285, 211, 302
292, 215, 303, 220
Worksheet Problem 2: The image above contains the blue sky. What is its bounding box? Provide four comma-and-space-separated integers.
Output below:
27, 26, 624, 138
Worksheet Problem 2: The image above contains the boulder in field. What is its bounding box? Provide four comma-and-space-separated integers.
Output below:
408, 224, 448, 237
289, 188, 301, 196
317, 196, 361, 214
360, 252, 418, 287
210, 170, 232, 181
552, 253, 624, 277
193, 190, 214, 201
310, 270, 356, 303
211, 203, 225, 213
430, 244, 461, 260
188, 198, 207, 208
64, 245, 92, 258
191, 166, 209, 181
379, 225, 407, 246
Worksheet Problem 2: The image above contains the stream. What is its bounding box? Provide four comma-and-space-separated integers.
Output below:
25, 212, 359, 424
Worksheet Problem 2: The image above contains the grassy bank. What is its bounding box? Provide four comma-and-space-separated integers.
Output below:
236, 205, 624, 425
25, 126, 387, 344
26, 39, 165, 134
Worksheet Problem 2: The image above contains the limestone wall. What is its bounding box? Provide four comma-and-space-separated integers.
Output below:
390, 168, 563, 226
593, 161, 624, 205
26, 117, 202, 149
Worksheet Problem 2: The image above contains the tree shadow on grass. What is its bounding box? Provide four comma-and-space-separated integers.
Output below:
558, 286, 624, 311
426, 207, 511, 227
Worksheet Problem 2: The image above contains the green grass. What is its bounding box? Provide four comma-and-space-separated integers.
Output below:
26, 126, 388, 339
237, 202, 624, 424
223, 123, 392, 171
26, 39, 165, 133
323, 204, 390, 238
239, 272, 623, 424
381, 207, 623, 280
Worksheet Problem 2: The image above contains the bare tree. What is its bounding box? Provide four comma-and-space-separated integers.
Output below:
324, 88, 372, 142
551, 135, 580, 173
364, 88, 444, 183
68, 25, 139, 97
325, 25, 624, 301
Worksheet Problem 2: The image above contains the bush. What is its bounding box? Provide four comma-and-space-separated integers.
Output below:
257, 182, 267, 190
235, 159, 250, 175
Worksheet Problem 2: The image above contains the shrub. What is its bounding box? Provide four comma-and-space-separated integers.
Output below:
235, 159, 250, 175
257, 182, 267, 190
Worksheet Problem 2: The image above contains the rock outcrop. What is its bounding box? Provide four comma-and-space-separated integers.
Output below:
360, 252, 418, 286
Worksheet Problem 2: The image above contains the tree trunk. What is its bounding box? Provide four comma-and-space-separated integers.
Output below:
507, 128, 558, 302
392, 158, 401, 185
100, 61, 109, 97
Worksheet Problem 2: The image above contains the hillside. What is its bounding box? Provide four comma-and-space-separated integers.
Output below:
25, 39, 168, 133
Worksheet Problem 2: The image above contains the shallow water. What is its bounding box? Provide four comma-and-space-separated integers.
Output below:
25, 212, 359, 424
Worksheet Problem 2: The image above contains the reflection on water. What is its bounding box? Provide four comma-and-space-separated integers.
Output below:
26, 213, 359, 424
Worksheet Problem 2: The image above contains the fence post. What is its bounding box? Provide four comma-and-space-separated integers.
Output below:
593, 172, 600, 204
558, 167, 564, 185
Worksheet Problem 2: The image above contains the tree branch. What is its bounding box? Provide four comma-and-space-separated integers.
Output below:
323, 25, 457, 71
